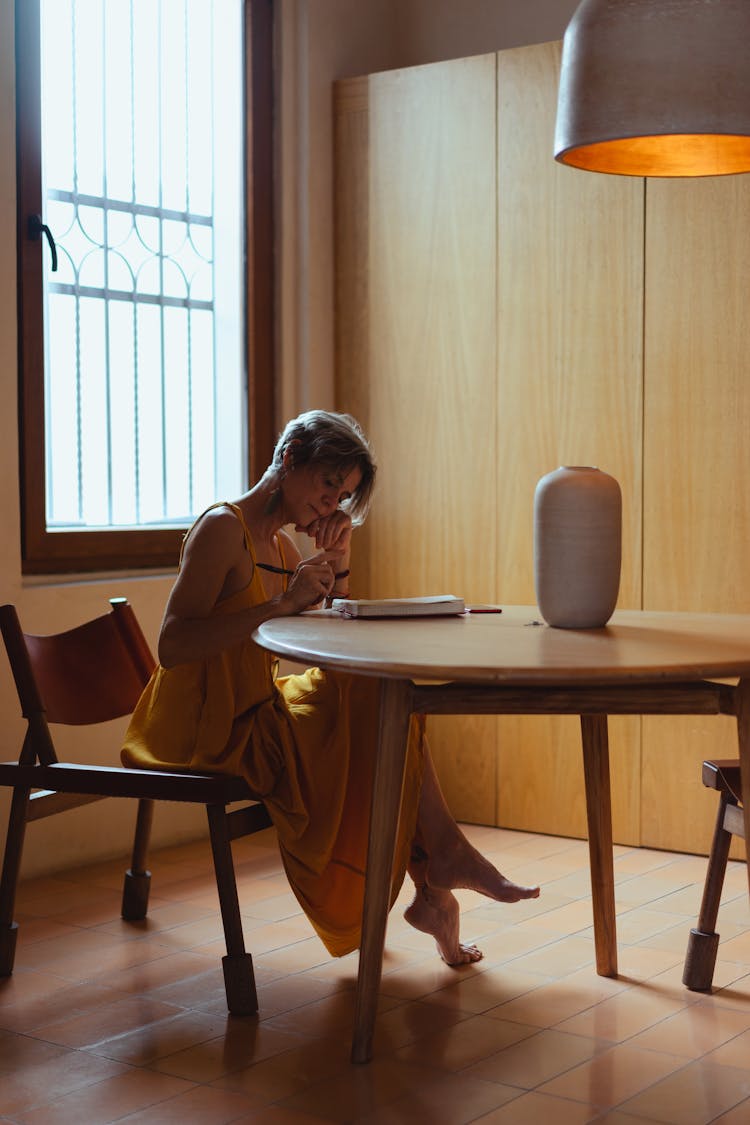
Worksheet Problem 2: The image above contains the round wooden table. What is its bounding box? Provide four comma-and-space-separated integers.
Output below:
255, 605, 750, 1062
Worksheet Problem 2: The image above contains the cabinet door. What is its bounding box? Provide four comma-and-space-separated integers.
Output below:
336, 54, 502, 824
643, 177, 750, 858
335, 75, 373, 595
335, 43, 644, 841
492, 43, 644, 843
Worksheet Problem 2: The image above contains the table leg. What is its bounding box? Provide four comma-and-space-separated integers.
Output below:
734, 678, 750, 907
580, 713, 617, 977
351, 677, 413, 1064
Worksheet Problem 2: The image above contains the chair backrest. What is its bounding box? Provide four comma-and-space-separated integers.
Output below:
0, 598, 156, 729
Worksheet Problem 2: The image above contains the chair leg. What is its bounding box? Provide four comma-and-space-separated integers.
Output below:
206, 803, 258, 1016
683, 793, 735, 991
0, 788, 31, 975
122, 798, 154, 921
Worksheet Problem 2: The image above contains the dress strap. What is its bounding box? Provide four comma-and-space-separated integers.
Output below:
179, 502, 254, 566
224, 502, 255, 554
179, 502, 290, 592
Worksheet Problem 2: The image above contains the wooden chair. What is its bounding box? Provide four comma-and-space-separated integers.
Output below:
683, 758, 744, 991
0, 597, 272, 1015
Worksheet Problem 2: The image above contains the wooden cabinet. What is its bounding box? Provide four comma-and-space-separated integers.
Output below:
642, 178, 750, 857
334, 42, 748, 857
336, 55, 504, 827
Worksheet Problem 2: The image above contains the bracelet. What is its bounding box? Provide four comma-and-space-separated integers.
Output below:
325, 571, 350, 609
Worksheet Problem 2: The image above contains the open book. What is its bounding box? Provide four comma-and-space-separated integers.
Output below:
330, 595, 465, 619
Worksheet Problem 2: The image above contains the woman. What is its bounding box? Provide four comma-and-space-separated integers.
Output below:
123, 410, 538, 964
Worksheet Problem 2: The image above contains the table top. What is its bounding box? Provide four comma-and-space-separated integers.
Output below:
253, 605, 750, 685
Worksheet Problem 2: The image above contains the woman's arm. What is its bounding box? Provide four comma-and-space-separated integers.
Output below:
158, 512, 340, 668
295, 510, 353, 599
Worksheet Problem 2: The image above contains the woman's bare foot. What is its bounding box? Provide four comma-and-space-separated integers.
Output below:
404, 884, 483, 966
426, 837, 540, 903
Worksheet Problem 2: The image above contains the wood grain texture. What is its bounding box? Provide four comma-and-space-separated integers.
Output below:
494, 42, 644, 843
334, 76, 372, 595
352, 676, 412, 1063
581, 713, 617, 976
334, 45, 750, 856
335, 55, 500, 817
365, 55, 498, 603
255, 610, 750, 866
644, 177, 750, 615
255, 607, 750, 686
643, 176, 750, 857
495, 42, 644, 608
492, 714, 640, 844
253, 634, 713, 1044
334, 46, 645, 841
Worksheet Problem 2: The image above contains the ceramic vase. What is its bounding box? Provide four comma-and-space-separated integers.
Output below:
533, 466, 621, 629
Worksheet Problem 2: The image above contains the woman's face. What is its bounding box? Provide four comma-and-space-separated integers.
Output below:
283, 460, 362, 529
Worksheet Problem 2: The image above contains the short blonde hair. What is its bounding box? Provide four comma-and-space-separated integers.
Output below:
272, 410, 376, 524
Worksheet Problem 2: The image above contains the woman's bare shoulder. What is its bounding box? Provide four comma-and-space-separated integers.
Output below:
183, 504, 246, 558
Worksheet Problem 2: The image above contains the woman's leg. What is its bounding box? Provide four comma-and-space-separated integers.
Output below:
403, 745, 539, 964
416, 751, 540, 901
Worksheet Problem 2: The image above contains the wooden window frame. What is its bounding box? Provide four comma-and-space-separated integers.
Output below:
15, 0, 275, 574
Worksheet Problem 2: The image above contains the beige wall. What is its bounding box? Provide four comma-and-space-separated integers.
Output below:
0, 0, 579, 876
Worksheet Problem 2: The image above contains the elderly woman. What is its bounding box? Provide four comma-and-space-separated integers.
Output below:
123, 410, 538, 964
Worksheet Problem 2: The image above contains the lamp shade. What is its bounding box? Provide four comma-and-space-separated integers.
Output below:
555, 0, 750, 176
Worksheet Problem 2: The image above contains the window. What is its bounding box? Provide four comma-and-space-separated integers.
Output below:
16, 0, 275, 573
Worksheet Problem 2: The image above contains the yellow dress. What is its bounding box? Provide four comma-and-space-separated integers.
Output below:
122, 505, 425, 956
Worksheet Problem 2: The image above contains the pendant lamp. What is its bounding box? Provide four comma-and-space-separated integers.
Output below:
554, 0, 750, 177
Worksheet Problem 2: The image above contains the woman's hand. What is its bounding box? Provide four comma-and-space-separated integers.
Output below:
295, 510, 353, 553
280, 550, 341, 614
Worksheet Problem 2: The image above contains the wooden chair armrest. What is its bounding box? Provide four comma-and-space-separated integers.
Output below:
702, 759, 742, 803
0, 761, 259, 805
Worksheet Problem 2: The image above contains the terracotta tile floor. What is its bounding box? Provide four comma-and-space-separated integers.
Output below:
1, 824, 749, 1123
